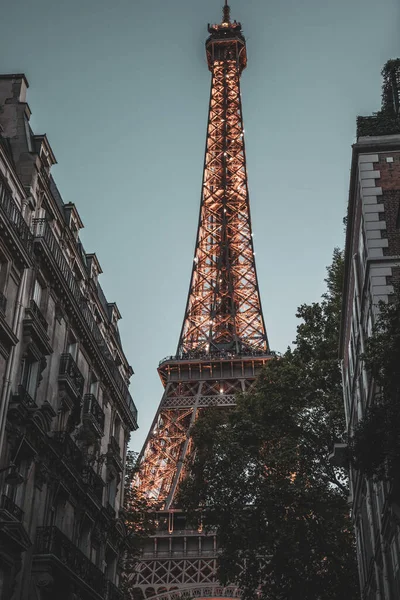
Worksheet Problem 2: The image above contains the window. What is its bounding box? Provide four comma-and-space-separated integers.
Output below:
33, 280, 43, 306
113, 416, 121, 442
24, 117, 33, 153
91, 544, 98, 566
105, 547, 117, 580
348, 337, 354, 380
20, 357, 39, 398
90, 374, 99, 398
78, 517, 92, 558
67, 335, 78, 360
107, 475, 117, 507
391, 536, 399, 574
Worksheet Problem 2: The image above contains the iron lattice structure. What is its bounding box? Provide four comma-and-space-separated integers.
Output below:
178, 9, 268, 358
133, 5, 272, 600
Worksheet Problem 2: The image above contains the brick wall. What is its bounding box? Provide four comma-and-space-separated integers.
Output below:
374, 153, 400, 256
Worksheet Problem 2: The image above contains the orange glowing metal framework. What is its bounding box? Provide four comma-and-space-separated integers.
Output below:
177, 16, 268, 357
132, 6, 272, 598
136, 5, 271, 508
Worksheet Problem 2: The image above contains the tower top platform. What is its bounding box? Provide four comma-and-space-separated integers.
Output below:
206, 3, 246, 72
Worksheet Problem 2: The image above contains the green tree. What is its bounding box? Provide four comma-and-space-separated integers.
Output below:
350, 293, 400, 482
120, 451, 156, 599
178, 249, 358, 600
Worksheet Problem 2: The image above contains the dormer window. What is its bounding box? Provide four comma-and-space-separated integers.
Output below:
70, 220, 79, 241
64, 203, 84, 238
91, 265, 98, 283
24, 117, 33, 152
85, 254, 103, 283
108, 303, 121, 328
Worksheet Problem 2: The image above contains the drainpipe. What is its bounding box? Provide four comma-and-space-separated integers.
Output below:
0, 268, 28, 460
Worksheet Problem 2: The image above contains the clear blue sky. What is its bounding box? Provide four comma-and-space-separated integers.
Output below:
0, 0, 399, 451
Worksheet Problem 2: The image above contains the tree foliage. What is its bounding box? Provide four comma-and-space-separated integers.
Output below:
120, 451, 157, 598
178, 249, 358, 600
350, 295, 400, 481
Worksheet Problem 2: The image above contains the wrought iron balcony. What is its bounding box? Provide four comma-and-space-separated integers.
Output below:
106, 580, 123, 600
107, 525, 123, 551
105, 502, 116, 520
11, 384, 38, 410
0, 177, 33, 258
81, 466, 104, 503
59, 353, 84, 399
83, 393, 105, 434
32, 218, 138, 429
110, 435, 120, 456
107, 436, 123, 471
35, 526, 106, 596
22, 298, 52, 357
28, 299, 48, 331
0, 291, 6, 315
0, 494, 24, 521
52, 432, 83, 472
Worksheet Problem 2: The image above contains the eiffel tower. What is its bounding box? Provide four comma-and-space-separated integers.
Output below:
133, 4, 272, 599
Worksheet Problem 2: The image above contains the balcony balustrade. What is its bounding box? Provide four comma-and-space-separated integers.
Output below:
81, 466, 104, 503
52, 432, 83, 472
0, 494, 24, 521
53, 434, 105, 502
0, 291, 6, 315
59, 353, 84, 399
107, 525, 123, 551
32, 218, 137, 428
22, 298, 52, 357
105, 502, 116, 520
110, 435, 120, 456
0, 178, 33, 256
29, 298, 48, 331
106, 580, 123, 600
83, 394, 105, 434
107, 436, 122, 471
35, 526, 106, 596
11, 384, 38, 410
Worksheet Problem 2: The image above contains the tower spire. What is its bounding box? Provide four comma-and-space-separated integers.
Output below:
222, 0, 230, 24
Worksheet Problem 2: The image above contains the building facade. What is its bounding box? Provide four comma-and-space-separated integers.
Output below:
0, 74, 138, 600
132, 5, 273, 600
340, 59, 400, 599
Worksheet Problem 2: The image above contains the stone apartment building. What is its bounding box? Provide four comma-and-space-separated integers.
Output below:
339, 59, 400, 599
0, 74, 138, 600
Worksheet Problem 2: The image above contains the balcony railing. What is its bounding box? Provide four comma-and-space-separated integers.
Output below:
0, 178, 33, 255
0, 494, 24, 521
0, 291, 6, 315
12, 384, 38, 410
107, 525, 123, 551
83, 394, 105, 433
110, 435, 120, 456
35, 526, 106, 596
159, 348, 277, 366
106, 580, 123, 600
81, 466, 104, 503
105, 502, 116, 520
32, 219, 137, 427
108, 436, 122, 471
29, 299, 48, 331
59, 353, 85, 398
52, 432, 83, 471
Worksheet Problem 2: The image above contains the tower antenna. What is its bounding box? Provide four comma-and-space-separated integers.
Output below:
223, 0, 231, 24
